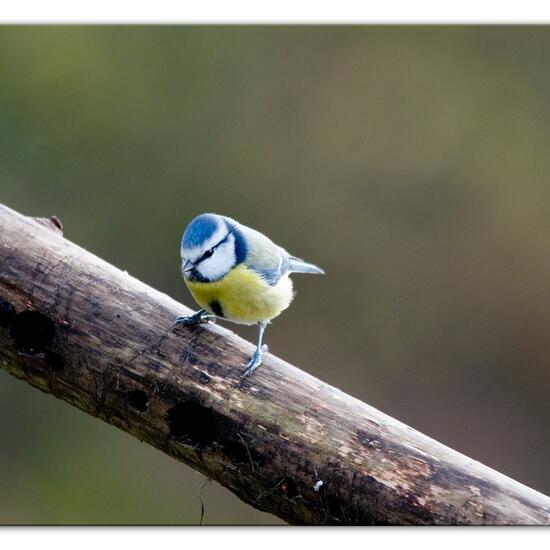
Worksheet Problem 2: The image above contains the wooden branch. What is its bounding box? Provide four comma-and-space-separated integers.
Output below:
0, 202, 549, 526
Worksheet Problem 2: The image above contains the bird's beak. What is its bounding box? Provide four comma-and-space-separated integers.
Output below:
181, 259, 194, 274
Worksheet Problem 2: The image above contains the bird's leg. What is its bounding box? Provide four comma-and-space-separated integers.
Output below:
243, 321, 268, 377
172, 309, 216, 329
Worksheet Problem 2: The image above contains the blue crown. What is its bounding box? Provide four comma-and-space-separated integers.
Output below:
181, 214, 221, 250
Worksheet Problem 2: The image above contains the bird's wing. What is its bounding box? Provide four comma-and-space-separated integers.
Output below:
240, 226, 291, 286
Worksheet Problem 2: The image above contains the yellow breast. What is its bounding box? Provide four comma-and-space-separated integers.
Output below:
184, 264, 294, 325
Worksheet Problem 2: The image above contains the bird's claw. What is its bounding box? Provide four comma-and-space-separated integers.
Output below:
172, 310, 216, 329
242, 344, 268, 377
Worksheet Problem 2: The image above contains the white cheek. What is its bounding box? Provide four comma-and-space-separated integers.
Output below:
196, 239, 236, 281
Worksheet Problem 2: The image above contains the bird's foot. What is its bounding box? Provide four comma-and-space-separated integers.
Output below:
242, 344, 269, 377
172, 309, 216, 330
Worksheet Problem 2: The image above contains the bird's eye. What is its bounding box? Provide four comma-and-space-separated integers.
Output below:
203, 248, 214, 259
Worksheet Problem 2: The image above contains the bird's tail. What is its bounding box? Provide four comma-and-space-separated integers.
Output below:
288, 256, 325, 275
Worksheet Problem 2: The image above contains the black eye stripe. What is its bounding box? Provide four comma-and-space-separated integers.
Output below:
197, 229, 235, 264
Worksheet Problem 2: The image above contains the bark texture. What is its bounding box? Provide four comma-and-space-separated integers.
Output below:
0, 203, 549, 525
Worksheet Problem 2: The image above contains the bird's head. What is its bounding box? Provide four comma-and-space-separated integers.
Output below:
180, 213, 247, 282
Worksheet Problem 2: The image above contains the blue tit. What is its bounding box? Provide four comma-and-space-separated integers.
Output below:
172, 213, 324, 376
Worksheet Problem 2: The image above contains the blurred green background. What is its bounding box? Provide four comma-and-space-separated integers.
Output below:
1, 26, 549, 524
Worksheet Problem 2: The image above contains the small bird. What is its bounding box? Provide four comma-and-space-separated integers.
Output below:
172, 213, 324, 376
